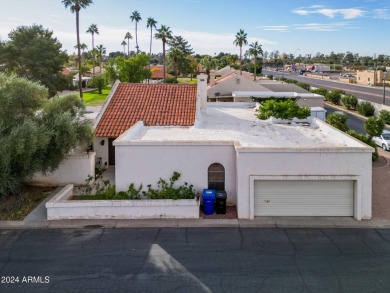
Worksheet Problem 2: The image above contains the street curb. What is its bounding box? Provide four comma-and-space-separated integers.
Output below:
1, 218, 390, 229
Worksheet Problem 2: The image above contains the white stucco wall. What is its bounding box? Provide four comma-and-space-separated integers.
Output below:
93, 137, 109, 167
115, 143, 237, 205
235, 149, 372, 220
29, 152, 95, 186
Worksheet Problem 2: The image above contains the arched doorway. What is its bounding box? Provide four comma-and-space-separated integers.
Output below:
208, 163, 225, 191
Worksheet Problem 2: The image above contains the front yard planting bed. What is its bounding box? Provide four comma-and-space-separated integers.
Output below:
46, 185, 199, 220
0, 185, 56, 220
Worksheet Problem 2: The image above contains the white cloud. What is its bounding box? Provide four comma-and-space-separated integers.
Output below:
256, 26, 289, 32
293, 7, 366, 19
258, 22, 358, 33
373, 8, 390, 19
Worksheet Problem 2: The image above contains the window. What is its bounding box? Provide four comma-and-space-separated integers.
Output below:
208, 163, 225, 191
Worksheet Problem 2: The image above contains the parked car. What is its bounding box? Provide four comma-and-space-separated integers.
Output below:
373, 130, 390, 151
342, 74, 354, 77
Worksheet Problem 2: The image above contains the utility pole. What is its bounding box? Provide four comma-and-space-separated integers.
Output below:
383, 71, 389, 105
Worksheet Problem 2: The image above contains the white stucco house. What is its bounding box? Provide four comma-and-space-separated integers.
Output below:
93, 75, 373, 220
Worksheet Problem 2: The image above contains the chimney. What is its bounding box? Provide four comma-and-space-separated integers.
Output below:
197, 74, 207, 110
209, 70, 217, 86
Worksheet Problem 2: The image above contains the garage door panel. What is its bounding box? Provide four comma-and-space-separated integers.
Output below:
254, 180, 353, 217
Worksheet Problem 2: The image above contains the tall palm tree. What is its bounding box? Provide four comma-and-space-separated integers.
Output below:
74, 43, 88, 64
248, 41, 263, 81
146, 17, 157, 67
130, 11, 142, 53
62, 0, 93, 100
154, 25, 172, 81
199, 55, 219, 83
95, 44, 106, 73
121, 40, 127, 54
86, 23, 99, 76
124, 32, 132, 57
233, 29, 248, 76
168, 47, 183, 78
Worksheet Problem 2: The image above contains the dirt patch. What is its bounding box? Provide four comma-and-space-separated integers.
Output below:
200, 206, 238, 219
0, 186, 56, 220
373, 156, 388, 168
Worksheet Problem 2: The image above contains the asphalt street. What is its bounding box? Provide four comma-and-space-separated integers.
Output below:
263, 69, 390, 105
1, 228, 390, 293
324, 106, 367, 134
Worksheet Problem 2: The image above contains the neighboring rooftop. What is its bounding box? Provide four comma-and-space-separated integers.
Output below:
117, 103, 368, 149
150, 65, 173, 80
260, 83, 310, 94
95, 83, 197, 137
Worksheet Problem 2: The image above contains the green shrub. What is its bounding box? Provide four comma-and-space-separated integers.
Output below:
311, 88, 328, 96
365, 117, 385, 143
325, 90, 345, 105
267, 74, 273, 80
357, 101, 375, 117
346, 130, 378, 161
326, 112, 349, 132
164, 77, 178, 83
379, 110, 390, 124
341, 94, 358, 110
258, 99, 311, 120
296, 82, 310, 91
92, 76, 107, 94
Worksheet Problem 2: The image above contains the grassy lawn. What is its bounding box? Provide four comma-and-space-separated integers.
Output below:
177, 77, 198, 84
0, 186, 56, 220
83, 87, 111, 106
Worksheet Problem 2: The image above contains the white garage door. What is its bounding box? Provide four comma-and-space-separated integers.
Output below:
254, 180, 354, 217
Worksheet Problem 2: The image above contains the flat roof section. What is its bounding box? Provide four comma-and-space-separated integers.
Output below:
116, 103, 369, 150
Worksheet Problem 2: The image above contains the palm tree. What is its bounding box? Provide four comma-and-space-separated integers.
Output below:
96, 44, 106, 73
74, 43, 88, 64
124, 32, 132, 57
168, 47, 183, 78
86, 24, 99, 76
233, 29, 248, 75
121, 40, 127, 54
199, 55, 219, 83
248, 41, 263, 81
154, 25, 172, 81
146, 17, 157, 66
130, 11, 142, 53
62, 0, 93, 100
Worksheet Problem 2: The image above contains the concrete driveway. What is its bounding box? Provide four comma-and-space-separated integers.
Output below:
372, 149, 390, 219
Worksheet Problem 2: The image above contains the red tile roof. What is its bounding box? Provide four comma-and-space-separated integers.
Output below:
95, 83, 197, 137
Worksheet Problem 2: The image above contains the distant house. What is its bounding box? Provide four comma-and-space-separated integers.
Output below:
207, 71, 271, 102
356, 70, 384, 86
72, 74, 93, 88
149, 65, 174, 81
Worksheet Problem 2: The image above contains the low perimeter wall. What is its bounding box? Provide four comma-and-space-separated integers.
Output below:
28, 152, 95, 186
46, 185, 200, 220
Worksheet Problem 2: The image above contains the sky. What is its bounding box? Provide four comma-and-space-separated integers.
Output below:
0, 0, 389, 57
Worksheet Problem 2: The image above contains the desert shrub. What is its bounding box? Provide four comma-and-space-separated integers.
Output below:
325, 89, 345, 105
311, 88, 328, 96
365, 117, 385, 143
341, 94, 358, 110
267, 74, 273, 80
326, 112, 349, 132
379, 110, 390, 124
296, 82, 310, 91
258, 99, 311, 120
357, 101, 375, 117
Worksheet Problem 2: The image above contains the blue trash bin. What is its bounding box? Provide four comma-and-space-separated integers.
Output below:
202, 189, 216, 215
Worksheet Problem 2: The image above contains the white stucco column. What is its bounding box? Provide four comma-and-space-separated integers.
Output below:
197, 74, 208, 110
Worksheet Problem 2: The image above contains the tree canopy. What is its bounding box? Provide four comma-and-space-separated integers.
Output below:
0, 24, 69, 96
0, 74, 94, 197
105, 53, 151, 83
